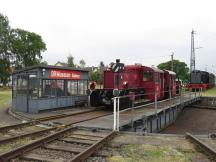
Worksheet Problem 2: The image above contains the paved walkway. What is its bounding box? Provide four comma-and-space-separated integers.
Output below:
0, 103, 20, 126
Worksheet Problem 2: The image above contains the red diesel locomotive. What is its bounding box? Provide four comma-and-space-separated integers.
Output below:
90, 60, 177, 107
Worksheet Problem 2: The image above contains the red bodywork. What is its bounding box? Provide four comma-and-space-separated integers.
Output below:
163, 70, 176, 96
103, 65, 165, 100
187, 83, 208, 90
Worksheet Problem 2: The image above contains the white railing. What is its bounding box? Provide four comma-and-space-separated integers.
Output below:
113, 88, 202, 131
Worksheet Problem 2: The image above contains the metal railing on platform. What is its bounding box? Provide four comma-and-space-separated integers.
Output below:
113, 88, 202, 131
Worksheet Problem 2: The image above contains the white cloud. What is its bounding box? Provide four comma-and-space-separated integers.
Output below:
0, 0, 216, 71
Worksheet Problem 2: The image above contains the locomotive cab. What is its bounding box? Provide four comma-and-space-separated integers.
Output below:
142, 67, 164, 101
163, 70, 176, 98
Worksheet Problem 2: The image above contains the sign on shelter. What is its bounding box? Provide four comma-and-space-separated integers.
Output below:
50, 69, 81, 80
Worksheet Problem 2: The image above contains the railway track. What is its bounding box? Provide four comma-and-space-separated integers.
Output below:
0, 107, 106, 132
0, 108, 112, 156
186, 132, 216, 161
0, 127, 116, 162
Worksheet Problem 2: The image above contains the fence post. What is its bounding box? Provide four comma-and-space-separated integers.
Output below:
199, 88, 200, 97
154, 90, 158, 131
131, 94, 135, 130
113, 97, 116, 131
195, 88, 196, 98
169, 87, 172, 106
117, 97, 120, 131
200, 88, 202, 97
190, 90, 192, 99
154, 91, 158, 115
88, 95, 91, 107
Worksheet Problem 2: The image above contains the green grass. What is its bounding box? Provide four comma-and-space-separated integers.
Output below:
0, 88, 12, 107
203, 87, 216, 96
107, 144, 192, 162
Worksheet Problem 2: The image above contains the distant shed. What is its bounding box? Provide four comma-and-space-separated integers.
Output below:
12, 65, 89, 113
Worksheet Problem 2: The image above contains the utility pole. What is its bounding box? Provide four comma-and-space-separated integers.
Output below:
171, 52, 174, 71
190, 29, 195, 73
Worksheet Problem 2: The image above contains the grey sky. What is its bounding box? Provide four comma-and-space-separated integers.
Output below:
1, 0, 216, 72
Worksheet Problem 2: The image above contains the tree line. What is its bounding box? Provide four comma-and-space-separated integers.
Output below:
66, 54, 105, 85
157, 60, 189, 82
0, 13, 46, 85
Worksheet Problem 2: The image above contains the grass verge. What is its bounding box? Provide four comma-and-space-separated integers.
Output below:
108, 144, 192, 162
202, 87, 216, 97
0, 88, 12, 107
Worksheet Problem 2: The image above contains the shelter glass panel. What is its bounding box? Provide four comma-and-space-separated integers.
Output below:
29, 76, 38, 99
41, 80, 56, 98
67, 80, 78, 96
56, 80, 65, 97
78, 80, 88, 95
17, 76, 28, 94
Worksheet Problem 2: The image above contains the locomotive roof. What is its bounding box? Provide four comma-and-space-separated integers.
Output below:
125, 65, 164, 73
163, 70, 176, 75
191, 70, 209, 74
151, 67, 164, 73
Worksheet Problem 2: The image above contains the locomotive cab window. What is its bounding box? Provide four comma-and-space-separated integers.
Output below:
143, 71, 153, 82
155, 73, 160, 83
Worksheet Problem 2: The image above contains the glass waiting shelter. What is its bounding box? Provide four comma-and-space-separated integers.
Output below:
12, 65, 89, 113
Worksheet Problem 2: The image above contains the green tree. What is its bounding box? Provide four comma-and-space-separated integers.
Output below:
10, 28, 46, 68
99, 61, 105, 71
89, 70, 103, 85
157, 59, 189, 82
0, 58, 10, 85
79, 59, 86, 68
67, 54, 75, 67
40, 60, 48, 66
0, 14, 12, 85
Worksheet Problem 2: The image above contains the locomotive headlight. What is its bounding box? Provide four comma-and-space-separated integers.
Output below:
113, 89, 120, 97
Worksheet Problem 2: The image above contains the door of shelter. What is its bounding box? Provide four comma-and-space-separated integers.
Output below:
16, 75, 29, 112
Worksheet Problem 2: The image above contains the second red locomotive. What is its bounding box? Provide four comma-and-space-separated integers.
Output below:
90, 60, 177, 107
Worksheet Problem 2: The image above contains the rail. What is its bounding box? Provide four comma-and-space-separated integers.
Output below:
0, 107, 106, 132
69, 131, 117, 162
186, 132, 216, 160
0, 126, 78, 162
0, 126, 116, 162
0, 108, 112, 150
